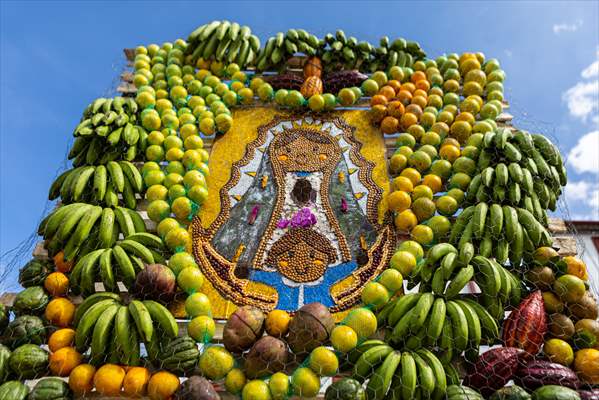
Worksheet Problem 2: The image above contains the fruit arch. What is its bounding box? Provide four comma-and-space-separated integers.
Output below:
0, 20, 598, 400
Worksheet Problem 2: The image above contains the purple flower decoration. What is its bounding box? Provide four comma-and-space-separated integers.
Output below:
248, 205, 260, 225
277, 218, 291, 229
341, 198, 348, 213
290, 207, 317, 228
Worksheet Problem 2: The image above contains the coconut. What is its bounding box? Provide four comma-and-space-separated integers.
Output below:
286, 302, 334, 357
131, 264, 176, 302
222, 306, 265, 353
244, 336, 289, 378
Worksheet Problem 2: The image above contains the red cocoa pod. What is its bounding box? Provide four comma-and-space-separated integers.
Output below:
463, 346, 524, 397
502, 290, 547, 357
264, 73, 304, 91
515, 359, 580, 391
579, 389, 599, 400
323, 70, 368, 94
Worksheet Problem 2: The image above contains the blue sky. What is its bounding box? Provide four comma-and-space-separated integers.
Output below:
1, 1, 598, 285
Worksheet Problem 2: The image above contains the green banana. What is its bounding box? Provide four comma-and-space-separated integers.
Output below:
90, 303, 119, 365
353, 344, 393, 382
99, 249, 117, 292
99, 207, 116, 248
365, 351, 401, 400
112, 245, 136, 287
128, 300, 154, 343
446, 299, 469, 353
388, 293, 421, 326
412, 352, 436, 398
114, 206, 136, 237
461, 298, 499, 341
93, 165, 107, 201
472, 202, 488, 239
75, 298, 118, 351
73, 292, 121, 326
143, 300, 178, 338
400, 352, 417, 400
119, 239, 154, 264
445, 265, 474, 299
107, 161, 125, 192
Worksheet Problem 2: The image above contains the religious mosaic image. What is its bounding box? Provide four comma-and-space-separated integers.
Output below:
192, 110, 394, 316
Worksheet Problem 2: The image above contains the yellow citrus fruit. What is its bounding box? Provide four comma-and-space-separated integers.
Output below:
390, 250, 417, 276
361, 281, 390, 308
411, 224, 434, 245
436, 195, 459, 216
265, 309, 291, 337
564, 256, 588, 280
188, 315, 216, 343
387, 190, 411, 212
242, 379, 272, 400
553, 274, 586, 303
309, 346, 338, 376
344, 308, 377, 340
544, 338, 574, 366
392, 176, 414, 192
394, 209, 418, 232
44, 272, 69, 296
147, 371, 180, 400
69, 364, 96, 395
199, 346, 235, 380
542, 291, 565, 313
422, 174, 443, 193
45, 297, 76, 328
412, 197, 436, 221
292, 367, 320, 398
439, 144, 460, 162
94, 364, 126, 396
389, 153, 407, 174
123, 367, 151, 397
269, 372, 289, 400
49, 346, 82, 376
48, 328, 76, 353
412, 184, 434, 201
225, 368, 247, 395
574, 348, 599, 384
330, 325, 358, 353
397, 240, 424, 260
400, 168, 422, 186
377, 268, 403, 293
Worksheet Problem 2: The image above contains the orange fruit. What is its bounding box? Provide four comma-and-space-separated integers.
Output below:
330, 325, 358, 353
408, 151, 432, 172
412, 185, 434, 201
407, 124, 425, 140
45, 297, 76, 328
411, 71, 426, 83
400, 113, 418, 129
378, 85, 396, 100
463, 81, 483, 96
370, 104, 388, 123
48, 328, 76, 352
444, 79, 460, 92
411, 224, 434, 245
400, 82, 416, 93
387, 191, 411, 212
415, 79, 430, 92
436, 195, 459, 216
460, 58, 481, 74
422, 174, 443, 193
387, 79, 402, 93
413, 89, 428, 99
406, 103, 424, 118
400, 168, 422, 186
69, 364, 96, 395
387, 101, 405, 118
394, 210, 418, 232
450, 121, 472, 143
50, 346, 82, 376
380, 116, 399, 134
574, 348, 599, 384
412, 197, 436, 222
265, 309, 291, 337
442, 137, 461, 147
439, 144, 460, 162
431, 122, 450, 137
147, 371, 180, 400
544, 338, 574, 366
389, 153, 407, 174
563, 256, 588, 280
397, 90, 413, 105
53, 251, 74, 273
94, 364, 126, 396
44, 272, 69, 297
371, 94, 388, 106
429, 86, 444, 97
437, 110, 454, 125
393, 176, 414, 192
553, 274, 586, 303
123, 367, 151, 397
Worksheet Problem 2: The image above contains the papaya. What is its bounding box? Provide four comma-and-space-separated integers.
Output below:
531, 385, 580, 400
1, 315, 46, 349
18, 259, 51, 288
28, 377, 72, 400
8, 343, 49, 379
0, 380, 28, 400
12, 286, 48, 316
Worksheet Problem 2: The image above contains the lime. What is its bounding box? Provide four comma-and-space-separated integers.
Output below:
157, 218, 179, 239
323, 93, 337, 110
168, 251, 196, 275
257, 83, 274, 101
412, 185, 434, 201
338, 88, 356, 106
188, 185, 209, 205
553, 274, 586, 303
286, 90, 305, 107
274, 89, 288, 106
171, 197, 193, 220
308, 94, 325, 112
145, 145, 165, 162
397, 240, 424, 260
243, 380, 272, 400
147, 200, 170, 222
361, 79, 379, 96
390, 250, 417, 276
309, 347, 338, 376
182, 149, 203, 170
198, 346, 233, 379
177, 266, 205, 294
544, 338, 574, 366
411, 224, 434, 245
412, 197, 436, 221
377, 268, 403, 293
428, 215, 452, 239
164, 172, 183, 188
146, 184, 168, 201
147, 130, 165, 146
165, 226, 191, 250
371, 71, 388, 87
183, 170, 207, 188
168, 184, 187, 201
225, 368, 246, 395
269, 373, 289, 400
436, 195, 459, 216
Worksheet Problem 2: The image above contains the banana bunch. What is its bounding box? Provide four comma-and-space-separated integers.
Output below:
71, 97, 147, 165
69, 232, 165, 295
377, 293, 499, 363
366, 36, 424, 72
187, 20, 260, 68
256, 29, 322, 72
410, 244, 522, 307
48, 161, 143, 209
350, 342, 447, 400
468, 129, 566, 217
38, 203, 147, 261
450, 201, 553, 267
321, 30, 374, 72
73, 293, 178, 366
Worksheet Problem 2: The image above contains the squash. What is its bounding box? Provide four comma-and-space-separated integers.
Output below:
324, 378, 365, 400
304, 56, 322, 78
300, 76, 323, 98
1, 315, 46, 348
18, 259, 51, 288
12, 286, 48, 315
8, 343, 48, 379
28, 377, 72, 400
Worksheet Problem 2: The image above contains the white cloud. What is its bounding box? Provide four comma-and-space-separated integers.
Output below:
582, 60, 598, 79
562, 81, 599, 122
553, 19, 583, 34
504, 49, 513, 58
564, 180, 599, 220
568, 131, 599, 174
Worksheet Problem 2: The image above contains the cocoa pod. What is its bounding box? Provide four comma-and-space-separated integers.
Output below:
323, 70, 368, 94
303, 56, 322, 78
264, 73, 304, 91
300, 76, 323, 98
502, 290, 547, 357
515, 359, 580, 391
463, 346, 524, 397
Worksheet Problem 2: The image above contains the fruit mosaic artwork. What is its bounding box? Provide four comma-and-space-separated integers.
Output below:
0, 19, 597, 400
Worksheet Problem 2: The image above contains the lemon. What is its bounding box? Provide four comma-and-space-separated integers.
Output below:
242, 380, 272, 400
225, 368, 246, 395
544, 338, 574, 366
308, 347, 338, 376
330, 325, 358, 353
292, 368, 320, 398
199, 346, 233, 380
269, 372, 289, 400
344, 308, 377, 340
